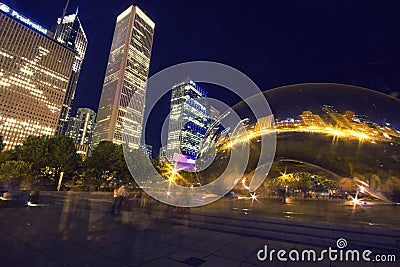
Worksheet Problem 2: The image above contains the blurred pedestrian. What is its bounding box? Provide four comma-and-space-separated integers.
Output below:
111, 184, 129, 215
140, 191, 148, 207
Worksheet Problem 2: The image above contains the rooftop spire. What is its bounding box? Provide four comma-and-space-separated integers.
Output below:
55, 0, 70, 39
62, 0, 70, 20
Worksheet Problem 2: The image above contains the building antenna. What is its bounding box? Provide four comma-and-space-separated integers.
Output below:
55, 0, 70, 39
61, 0, 71, 23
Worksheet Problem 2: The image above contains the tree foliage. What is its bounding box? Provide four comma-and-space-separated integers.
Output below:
18, 136, 79, 175
0, 160, 36, 189
85, 141, 135, 190
0, 149, 17, 165
15, 136, 80, 186
0, 136, 148, 191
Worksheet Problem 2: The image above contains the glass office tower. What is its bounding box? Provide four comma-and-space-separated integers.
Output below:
92, 5, 155, 149
166, 79, 210, 161
54, 10, 88, 135
65, 107, 96, 146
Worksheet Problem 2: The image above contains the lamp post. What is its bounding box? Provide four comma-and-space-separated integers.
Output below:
57, 171, 64, 191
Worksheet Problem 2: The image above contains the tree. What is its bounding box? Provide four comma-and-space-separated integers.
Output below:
123, 147, 155, 184
0, 160, 36, 189
47, 136, 80, 176
18, 136, 50, 172
0, 149, 18, 165
85, 141, 124, 190
84, 142, 150, 190
114, 144, 136, 186
17, 136, 80, 185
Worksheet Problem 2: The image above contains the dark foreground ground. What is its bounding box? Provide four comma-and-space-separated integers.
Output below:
0, 191, 398, 267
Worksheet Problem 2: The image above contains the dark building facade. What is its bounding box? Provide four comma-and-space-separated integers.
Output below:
54, 11, 88, 135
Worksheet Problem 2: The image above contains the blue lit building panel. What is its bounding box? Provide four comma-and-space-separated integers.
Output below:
166, 78, 213, 162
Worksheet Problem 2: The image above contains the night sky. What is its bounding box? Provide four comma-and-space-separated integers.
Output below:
4, 0, 400, 153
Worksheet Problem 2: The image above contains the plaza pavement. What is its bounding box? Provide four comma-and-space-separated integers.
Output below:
0, 191, 398, 267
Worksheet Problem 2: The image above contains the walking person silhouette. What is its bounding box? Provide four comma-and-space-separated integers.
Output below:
111, 184, 129, 215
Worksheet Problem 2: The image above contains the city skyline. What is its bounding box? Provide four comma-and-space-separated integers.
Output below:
1, 4, 400, 264
1, 0, 399, 155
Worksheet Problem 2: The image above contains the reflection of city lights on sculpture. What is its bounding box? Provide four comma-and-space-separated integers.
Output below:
216, 104, 399, 157
355, 180, 392, 203
242, 178, 251, 190
275, 125, 376, 143
279, 170, 288, 179
198, 84, 400, 206
218, 121, 388, 157
359, 186, 365, 193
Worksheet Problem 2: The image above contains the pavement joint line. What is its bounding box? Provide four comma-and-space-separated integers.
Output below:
5, 231, 68, 267
147, 214, 400, 257
134, 255, 188, 267
36, 218, 143, 263
208, 235, 271, 265
207, 234, 243, 258
240, 244, 272, 266
83, 245, 132, 266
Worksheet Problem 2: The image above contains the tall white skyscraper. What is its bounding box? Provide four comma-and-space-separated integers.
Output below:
92, 5, 155, 148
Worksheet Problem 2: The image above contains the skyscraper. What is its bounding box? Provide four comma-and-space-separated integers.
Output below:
0, 3, 76, 150
65, 107, 96, 157
92, 5, 155, 149
54, 9, 88, 135
65, 107, 96, 146
299, 111, 326, 127
166, 79, 210, 161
